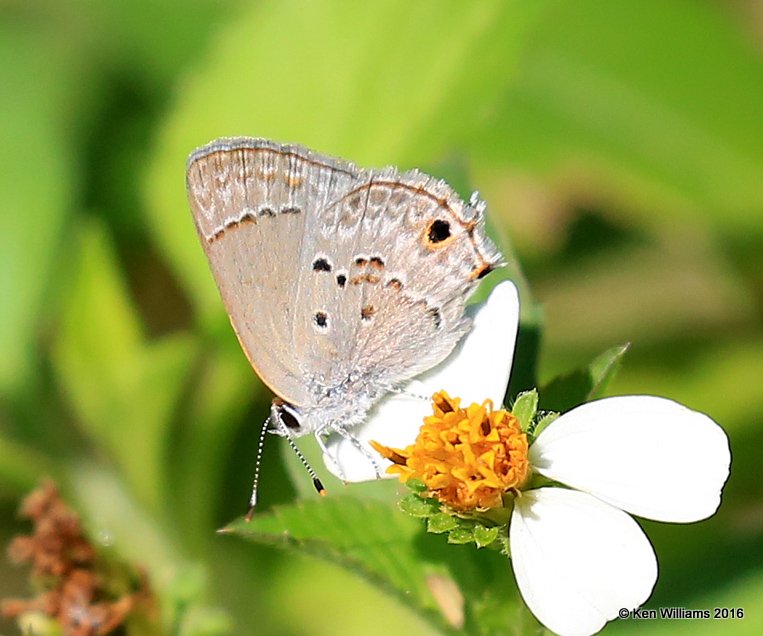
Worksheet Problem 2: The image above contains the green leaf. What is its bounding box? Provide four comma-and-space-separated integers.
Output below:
0, 436, 53, 495
227, 494, 540, 635
511, 390, 539, 431
0, 26, 81, 395
531, 412, 560, 439
587, 344, 630, 397
226, 497, 448, 628
51, 221, 196, 513
540, 344, 629, 413
400, 494, 440, 518
406, 479, 428, 494
168, 343, 256, 545
447, 526, 475, 545
474, 0, 763, 235
427, 513, 460, 535
474, 525, 500, 549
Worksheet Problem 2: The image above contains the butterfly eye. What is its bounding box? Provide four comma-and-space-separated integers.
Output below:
426, 219, 451, 245
277, 402, 303, 431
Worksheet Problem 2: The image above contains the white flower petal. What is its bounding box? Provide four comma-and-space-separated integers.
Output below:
323, 280, 520, 481
411, 279, 520, 406
510, 487, 657, 636
531, 396, 731, 523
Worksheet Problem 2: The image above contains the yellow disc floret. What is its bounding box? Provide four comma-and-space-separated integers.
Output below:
371, 391, 530, 511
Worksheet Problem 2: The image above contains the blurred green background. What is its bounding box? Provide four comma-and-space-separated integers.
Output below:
1, 0, 761, 634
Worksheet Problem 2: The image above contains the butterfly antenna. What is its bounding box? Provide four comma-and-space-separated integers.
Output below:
246, 413, 328, 522
284, 435, 327, 499
246, 415, 272, 522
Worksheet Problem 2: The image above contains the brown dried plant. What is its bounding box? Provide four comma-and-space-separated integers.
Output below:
1, 481, 152, 635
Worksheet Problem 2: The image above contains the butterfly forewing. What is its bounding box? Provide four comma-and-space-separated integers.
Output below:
186, 138, 359, 406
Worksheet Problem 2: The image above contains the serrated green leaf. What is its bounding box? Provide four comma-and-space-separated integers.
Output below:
539, 344, 630, 413
531, 412, 560, 439
511, 390, 538, 430
226, 497, 447, 626
497, 533, 512, 558
400, 494, 440, 518
227, 493, 533, 635
474, 525, 501, 549
427, 513, 460, 534
447, 527, 475, 545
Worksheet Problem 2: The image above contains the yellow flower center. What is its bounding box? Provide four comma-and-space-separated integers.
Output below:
371, 391, 530, 511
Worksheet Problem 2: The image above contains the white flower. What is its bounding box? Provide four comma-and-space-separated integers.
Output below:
325, 280, 731, 636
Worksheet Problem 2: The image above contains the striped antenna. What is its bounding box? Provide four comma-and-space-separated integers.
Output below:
246, 414, 272, 521
245, 404, 327, 522
284, 435, 327, 498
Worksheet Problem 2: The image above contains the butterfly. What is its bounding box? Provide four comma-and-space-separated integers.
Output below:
186, 137, 501, 513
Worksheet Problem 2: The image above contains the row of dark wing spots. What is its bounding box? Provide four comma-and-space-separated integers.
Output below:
209, 212, 255, 241
207, 206, 301, 242
313, 306, 376, 327
313, 305, 377, 327
354, 255, 385, 268
311, 283, 442, 331
314, 255, 386, 287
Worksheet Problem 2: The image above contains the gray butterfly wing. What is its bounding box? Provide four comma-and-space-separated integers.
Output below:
187, 137, 503, 423
186, 138, 360, 406
288, 168, 503, 401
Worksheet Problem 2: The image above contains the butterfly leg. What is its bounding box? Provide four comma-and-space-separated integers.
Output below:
314, 432, 347, 481
332, 426, 383, 479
